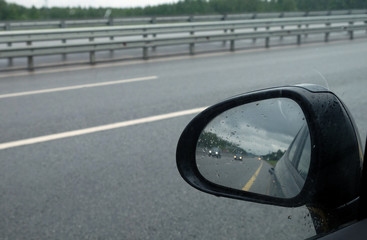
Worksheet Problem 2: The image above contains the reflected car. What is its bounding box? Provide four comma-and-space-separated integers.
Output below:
268, 124, 311, 198
208, 148, 221, 158
233, 154, 243, 161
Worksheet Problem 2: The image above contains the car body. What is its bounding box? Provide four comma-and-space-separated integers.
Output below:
208, 147, 221, 158
268, 124, 311, 198
233, 154, 243, 161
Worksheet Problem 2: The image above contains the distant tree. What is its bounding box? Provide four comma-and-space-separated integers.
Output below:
0, 0, 365, 21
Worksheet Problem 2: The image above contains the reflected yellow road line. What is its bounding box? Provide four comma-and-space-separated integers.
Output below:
242, 162, 263, 191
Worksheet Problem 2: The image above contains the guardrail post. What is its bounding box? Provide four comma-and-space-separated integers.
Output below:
265, 37, 270, 48
7, 42, 13, 67
230, 40, 235, 51
108, 36, 114, 55
27, 56, 34, 71
189, 31, 195, 54
189, 42, 195, 55
365, 21, 367, 33
297, 25, 302, 44
8, 57, 13, 67
60, 20, 66, 28
325, 23, 330, 42
297, 34, 301, 45
230, 39, 235, 51
349, 21, 354, 40
143, 29, 147, 38
230, 29, 235, 51
5, 22, 11, 31
223, 29, 227, 46
253, 27, 257, 43
305, 24, 309, 37
325, 32, 330, 42
90, 51, 96, 64
152, 33, 157, 51
27, 41, 32, 46
89, 40, 95, 63
62, 39, 67, 61
108, 17, 114, 26
222, 14, 228, 45
143, 46, 148, 60
280, 25, 284, 40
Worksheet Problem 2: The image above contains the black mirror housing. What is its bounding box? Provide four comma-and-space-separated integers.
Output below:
176, 85, 362, 209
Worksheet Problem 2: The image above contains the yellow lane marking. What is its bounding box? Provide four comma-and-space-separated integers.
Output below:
242, 161, 263, 191
0, 106, 207, 150
0, 76, 157, 99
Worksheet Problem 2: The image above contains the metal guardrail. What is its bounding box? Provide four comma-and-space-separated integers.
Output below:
1, 15, 367, 45
0, 16, 366, 70
0, 9, 366, 31
0, 15, 367, 46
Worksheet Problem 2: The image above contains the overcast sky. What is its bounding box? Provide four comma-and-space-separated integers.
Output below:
202, 98, 306, 155
6, 0, 180, 8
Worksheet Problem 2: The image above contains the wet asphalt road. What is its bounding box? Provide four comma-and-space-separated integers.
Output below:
0, 37, 366, 239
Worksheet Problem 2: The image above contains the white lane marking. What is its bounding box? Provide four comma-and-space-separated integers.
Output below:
0, 107, 207, 150
0, 76, 157, 99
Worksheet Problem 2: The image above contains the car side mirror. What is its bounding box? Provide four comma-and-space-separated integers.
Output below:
176, 85, 362, 210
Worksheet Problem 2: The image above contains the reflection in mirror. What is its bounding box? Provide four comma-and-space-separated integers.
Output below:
196, 98, 311, 199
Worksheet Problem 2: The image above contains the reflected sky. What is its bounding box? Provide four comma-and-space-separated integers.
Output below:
202, 98, 306, 155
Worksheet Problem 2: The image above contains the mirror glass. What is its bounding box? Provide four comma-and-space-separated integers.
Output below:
196, 98, 311, 199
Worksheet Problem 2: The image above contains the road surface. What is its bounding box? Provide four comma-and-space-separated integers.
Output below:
0, 38, 366, 239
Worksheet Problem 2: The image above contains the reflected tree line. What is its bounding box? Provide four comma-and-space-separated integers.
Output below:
0, 0, 366, 21
262, 149, 286, 161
